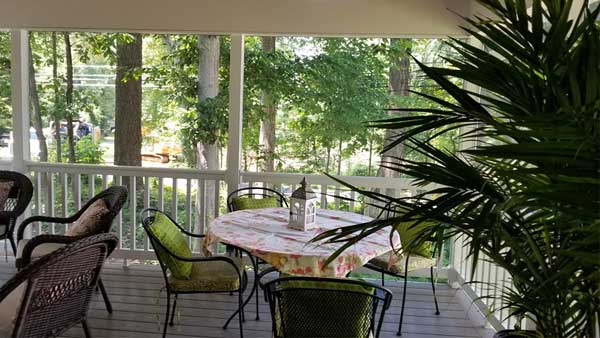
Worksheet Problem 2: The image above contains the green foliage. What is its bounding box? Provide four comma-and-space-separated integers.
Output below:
49, 135, 105, 164
0, 33, 11, 132
315, 1, 600, 337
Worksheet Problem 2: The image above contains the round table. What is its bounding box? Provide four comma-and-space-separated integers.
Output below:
204, 207, 400, 278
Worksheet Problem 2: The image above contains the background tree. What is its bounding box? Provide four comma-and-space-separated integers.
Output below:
63, 32, 76, 163
377, 38, 411, 179
0, 33, 10, 133
28, 34, 48, 162
259, 36, 277, 172
114, 33, 142, 168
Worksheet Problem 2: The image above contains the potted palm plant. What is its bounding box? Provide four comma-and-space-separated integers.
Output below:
314, 1, 600, 337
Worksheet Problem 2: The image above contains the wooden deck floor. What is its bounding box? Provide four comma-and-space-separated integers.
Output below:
0, 260, 493, 338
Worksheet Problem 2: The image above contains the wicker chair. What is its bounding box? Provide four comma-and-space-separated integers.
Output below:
363, 204, 441, 336
0, 171, 33, 257
0, 233, 118, 338
15, 185, 128, 314
226, 186, 288, 319
141, 208, 248, 338
262, 276, 393, 338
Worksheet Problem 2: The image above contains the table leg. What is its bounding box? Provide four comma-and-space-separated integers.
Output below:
226, 254, 261, 324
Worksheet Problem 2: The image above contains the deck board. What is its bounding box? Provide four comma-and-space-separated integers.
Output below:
0, 260, 494, 338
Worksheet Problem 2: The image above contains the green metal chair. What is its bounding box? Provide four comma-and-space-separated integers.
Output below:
262, 276, 393, 338
364, 204, 441, 336
141, 208, 248, 338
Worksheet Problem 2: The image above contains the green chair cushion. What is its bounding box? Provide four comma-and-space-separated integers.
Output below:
368, 251, 435, 274
169, 258, 243, 292
231, 196, 279, 211
280, 278, 374, 295
395, 219, 435, 258
149, 212, 193, 279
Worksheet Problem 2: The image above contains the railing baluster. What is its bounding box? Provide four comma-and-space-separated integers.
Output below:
185, 178, 192, 248
214, 180, 220, 218
320, 184, 327, 209
115, 176, 123, 249
349, 191, 356, 213
102, 174, 108, 190
47, 173, 55, 234
143, 177, 150, 252
74, 173, 82, 211
130, 176, 137, 251
34, 173, 42, 235
61, 173, 68, 218
334, 185, 340, 210
89, 174, 95, 199
171, 177, 178, 222
199, 179, 206, 234
158, 177, 164, 211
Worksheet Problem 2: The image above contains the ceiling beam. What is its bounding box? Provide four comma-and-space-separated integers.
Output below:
0, 0, 474, 37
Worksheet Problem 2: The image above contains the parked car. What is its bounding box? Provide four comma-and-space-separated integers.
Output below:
0, 131, 9, 148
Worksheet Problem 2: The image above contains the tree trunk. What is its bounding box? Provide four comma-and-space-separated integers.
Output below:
197, 35, 220, 229
259, 36, 277, 172
52, 32, 61, 163
196, 35, 220, 171
27, 37, 48, 162
114, 33, 143, 168
377, 38, 411, 179
63, 33, 76, 163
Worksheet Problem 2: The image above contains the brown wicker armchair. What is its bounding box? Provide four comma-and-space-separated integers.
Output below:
0, 171, 33, 257
0, 233, 118, 338
15, 185, 127, 314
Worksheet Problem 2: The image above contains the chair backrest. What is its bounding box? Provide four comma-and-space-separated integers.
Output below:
263, 277, 393, 338
378, 202, 437, 258
0, 171, 33, 230
226, 186, 288, 212
140, 208, 187, 283
0, 233, 117, 338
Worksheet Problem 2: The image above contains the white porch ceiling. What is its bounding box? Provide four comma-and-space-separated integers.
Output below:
0, 0, 479, 37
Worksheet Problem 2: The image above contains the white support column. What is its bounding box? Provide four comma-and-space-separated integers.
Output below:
226, 34, 244, 194
10, 30, 30, 174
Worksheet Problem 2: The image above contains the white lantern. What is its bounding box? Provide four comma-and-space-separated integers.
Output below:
288, 178, 318, 231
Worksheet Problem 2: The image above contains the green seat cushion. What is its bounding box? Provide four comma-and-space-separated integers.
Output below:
276, 279, 375, 337
280, 278, 374, 295
169, 258, 244, 292
149, 212, 193, 279
368, 251, 435, 274
231, 196, 279, 211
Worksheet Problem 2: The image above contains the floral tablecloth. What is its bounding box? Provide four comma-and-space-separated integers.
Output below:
203, 207, 400, 278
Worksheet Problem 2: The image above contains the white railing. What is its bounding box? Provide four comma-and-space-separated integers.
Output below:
26, 162, 227, 260
450, 234, 513, 331
0, 160, 11, 170
242, 171, 420, 216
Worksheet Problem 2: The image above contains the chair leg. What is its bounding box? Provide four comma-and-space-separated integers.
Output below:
253, 257, 260, 320
163, 292, 171, 338
397, 258, 410, 336
97, 278, 113, 314
238, 289, 245, 338
381, 270, 385, 286
82, 319, 91, 338
430, 266, 440, 315
8, 235, 16, 258
169, 294, 178, 326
